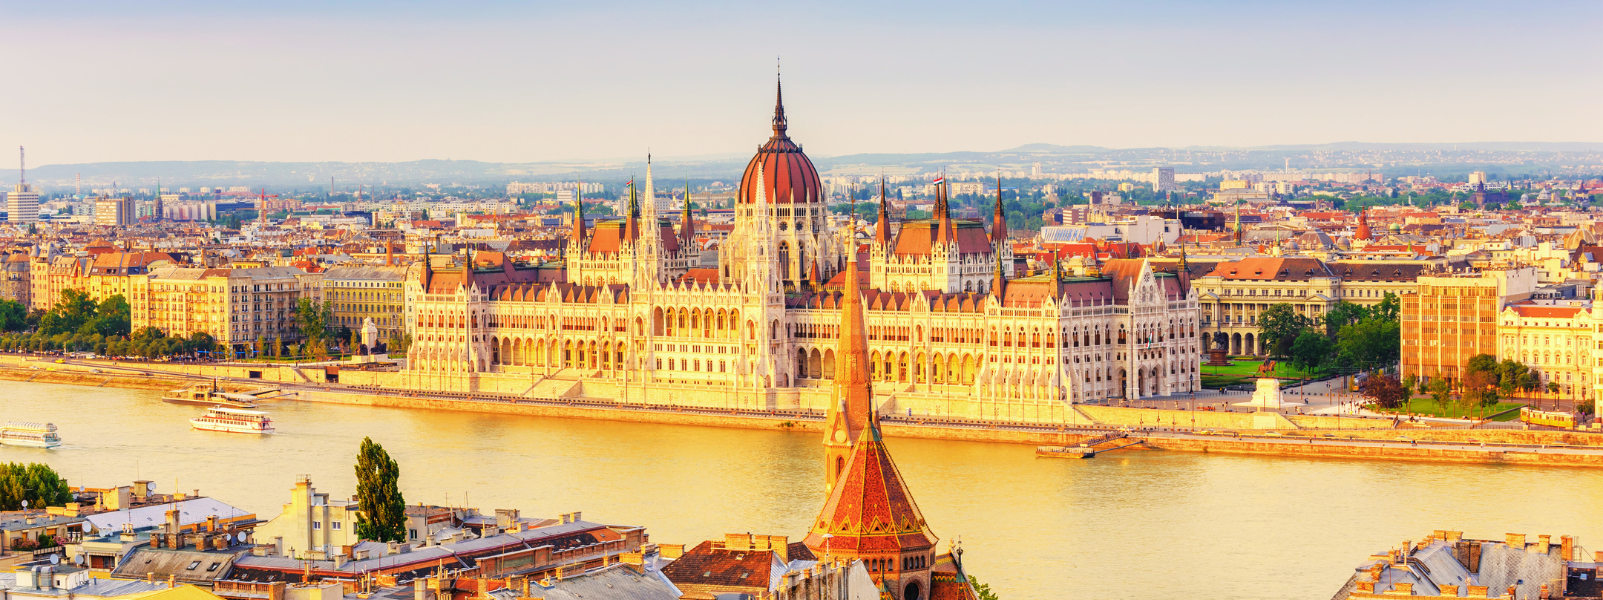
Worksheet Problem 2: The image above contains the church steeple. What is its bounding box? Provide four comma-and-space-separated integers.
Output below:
623, 178, 639, 243
822, 249, 873, 491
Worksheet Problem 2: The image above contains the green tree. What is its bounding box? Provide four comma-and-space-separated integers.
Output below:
0, 462, 74, 511
1288, 329, 1332, 372
354, 437, 406, 543
1370, 293, 1401, 322
1256, 303, 1309, 357
1464, 353, 1498, 377
1427, 378, 1451, 409
86, 295, 131, 337
296, 299, 335, 352
969, 576, 1000, 600
1323, 301, 1369, 335
38, 289, 97, 335
0, 299, 26, 332
1334, 319, 1401, 370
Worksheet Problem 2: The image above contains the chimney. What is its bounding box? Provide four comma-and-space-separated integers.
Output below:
413, 579, 426, 600
166, 509, 180, 535
1562, 536, 1574, 561
476, 578, 487, 599
208, 516, 219, 533
1506, 533, 1526, 549
168, 575, 177, 588
1537, 535, 1551, 554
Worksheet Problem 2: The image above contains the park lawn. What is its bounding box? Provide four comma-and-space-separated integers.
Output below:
1371, 397, 1525, 420
1200, 359, 1324, 388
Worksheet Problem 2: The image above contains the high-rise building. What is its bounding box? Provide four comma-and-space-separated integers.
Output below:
7, 184, 38, 224
1152, 167, 1176, 192
1402, 267, 1536, 385
94, 196, 137, 227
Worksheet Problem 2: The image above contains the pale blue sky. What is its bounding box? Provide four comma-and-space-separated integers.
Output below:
4, 0, 1600, 166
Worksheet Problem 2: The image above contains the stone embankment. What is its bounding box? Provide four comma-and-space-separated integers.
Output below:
7, 354, 1602, 466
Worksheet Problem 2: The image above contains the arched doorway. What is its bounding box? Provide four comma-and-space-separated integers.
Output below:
1116, 369, 1127, 398
904, 580, 922, 600
1244, 333, 1256, 356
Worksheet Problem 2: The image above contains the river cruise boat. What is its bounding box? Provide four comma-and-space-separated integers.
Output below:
163, 383, 257, 409
190, 408, 274, 435
0, 422, 63, 448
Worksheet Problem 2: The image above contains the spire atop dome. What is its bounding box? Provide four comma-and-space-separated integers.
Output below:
772, 68, 788, 140
992, 172, 1008, 244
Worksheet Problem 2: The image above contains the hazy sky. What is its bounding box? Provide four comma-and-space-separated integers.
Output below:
4, 0, 1601, 167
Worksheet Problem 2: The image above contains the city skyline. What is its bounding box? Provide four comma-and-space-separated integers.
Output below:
3, 0, 1601, 169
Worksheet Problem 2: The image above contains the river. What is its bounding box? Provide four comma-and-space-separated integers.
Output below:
3, 381, 1600, 599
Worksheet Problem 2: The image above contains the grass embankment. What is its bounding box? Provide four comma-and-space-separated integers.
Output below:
1201, 359, 1325, 388
1369, 397, 1525, 421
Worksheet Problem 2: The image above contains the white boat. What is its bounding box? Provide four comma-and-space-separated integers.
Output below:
189, 407, 275, 435
0, 422, 63, 448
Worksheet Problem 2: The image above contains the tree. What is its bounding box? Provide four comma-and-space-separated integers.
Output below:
1462, 369, 1500, 407
296, 299, 335, 353
1497, 359, 1529, 397
1464, 354, 1499, 377
969, 577, 1000, 600
1334, 319, 1401, 370
1288, 329, 1332, 372
38, 289, 96, 335
1324, 301, 1369, 335
0, 299, 26, 332
1427, 378, 1451, 409
0, 462, 74, 511
354, 437, 406, 543
86, 295, 131, 337
1257, 303, 1309, 357
1360, 373, 1405, 409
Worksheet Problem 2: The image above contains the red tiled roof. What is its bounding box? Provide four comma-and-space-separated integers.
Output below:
803, 433, 935, 556
1508, 305, 1583, 318
1204, 257, 1333, 281
892, 221, 994, 256
659, 540, 777, 594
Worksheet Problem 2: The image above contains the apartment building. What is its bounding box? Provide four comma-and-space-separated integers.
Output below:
2, 252, 28, 306
1402, 267, 1537, 383
133, 266, 320, 354
94, 196, 138, 227
1195, 257, 1341, 355
321, 265, 408, 338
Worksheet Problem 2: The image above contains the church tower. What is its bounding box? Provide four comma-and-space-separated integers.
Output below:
806, 257, 939, 598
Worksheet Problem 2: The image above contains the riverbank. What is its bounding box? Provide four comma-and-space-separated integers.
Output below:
8, 354, 1602, 466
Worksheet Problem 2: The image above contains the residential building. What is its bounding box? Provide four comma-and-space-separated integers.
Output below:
1402, 267, 1537, 383
1496, 296, 1594, 400
1331, 530, 1579, 599
2, 252, 28, 306
94, 196, 138, 227
252, 476, 360, 560
133, 266, 320, 354
1152, 167, 1176, 192
321, 265, 409, 338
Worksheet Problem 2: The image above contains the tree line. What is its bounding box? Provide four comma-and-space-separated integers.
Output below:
1236, 294, 1401, 374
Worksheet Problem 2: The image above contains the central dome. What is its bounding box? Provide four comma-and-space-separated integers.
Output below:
738, 79, 823, 204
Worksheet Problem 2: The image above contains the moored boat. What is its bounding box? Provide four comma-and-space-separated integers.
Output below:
0, 422, 63, 448
163, 382, 257, 409
190, 407, 274, 434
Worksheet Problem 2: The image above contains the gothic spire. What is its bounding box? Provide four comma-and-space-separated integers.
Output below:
874, 178, 892, 246
680, 182, 696, 249
992, 172, 1008, 244
570, 179, 586, 245
772, 69, 788, 139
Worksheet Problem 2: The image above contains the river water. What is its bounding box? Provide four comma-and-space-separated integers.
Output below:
4, 381, 1600, 599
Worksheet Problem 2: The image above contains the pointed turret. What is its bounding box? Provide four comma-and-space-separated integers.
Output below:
1177, 244, 1192, 296
874, 178, 892, 246
990, 240, 1007, 298
623, 179, 639, 243
570, 181, 586, 245
679, 183, 696, 250
935, 176, 954, 246
991, 173, 1008, 244
1355, 209, 1373, 241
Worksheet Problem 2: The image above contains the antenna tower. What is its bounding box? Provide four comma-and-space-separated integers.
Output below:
18, 146, 25, 186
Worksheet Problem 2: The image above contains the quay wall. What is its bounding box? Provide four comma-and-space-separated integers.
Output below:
1139, 437, 1603, 467
8, 355, 1603, 464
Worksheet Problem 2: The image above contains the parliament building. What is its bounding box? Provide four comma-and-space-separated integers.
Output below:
399, 81, 1203, 422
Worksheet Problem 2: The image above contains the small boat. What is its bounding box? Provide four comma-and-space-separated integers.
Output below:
0, 422, 63, 449
190, 407, 275, 435
163, 382, 257, 409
